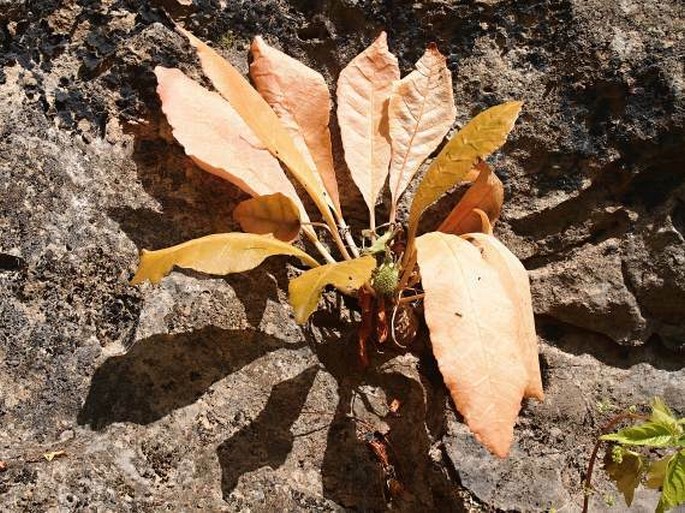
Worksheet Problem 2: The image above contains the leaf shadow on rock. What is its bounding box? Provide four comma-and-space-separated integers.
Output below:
77, 326, 305, 430
217, 365, 319, 497
307, 308, 467, 513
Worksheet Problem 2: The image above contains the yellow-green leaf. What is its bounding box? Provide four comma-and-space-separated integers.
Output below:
233, 193, 301, 242
131, 233, 319, 285
178, 28, 337, 237
288, 256, 376, 323
407, 101, 522, 246
600, 421, 677, 447
651, 397, 682, 435
659, 450, 685, 512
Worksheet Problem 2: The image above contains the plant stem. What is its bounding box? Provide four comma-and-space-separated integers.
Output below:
581, 412, 648, 513
333, 229, 352, 260
302, 222, 334, 235
398, 293, 424, 304
338, 217, 360, 258
302, 225, 335, 264
398, 248, 417, 292
369, 207, 377, 243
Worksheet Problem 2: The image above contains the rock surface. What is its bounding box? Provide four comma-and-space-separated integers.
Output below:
1, 0, 684, 512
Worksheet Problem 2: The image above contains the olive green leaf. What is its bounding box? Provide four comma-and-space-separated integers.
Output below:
647, 456, 671, 490
131, 233, 319, 285
603, 446, 645, 506
288, 256, 376, 323
406, 101, 522, 248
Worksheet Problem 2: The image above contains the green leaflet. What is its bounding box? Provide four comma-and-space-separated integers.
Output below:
601, 421, 678, 448
657, 450, 685, 513
651, 397, 683, 435
363, 230, 393, 255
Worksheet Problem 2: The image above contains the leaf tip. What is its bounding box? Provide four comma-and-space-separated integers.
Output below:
250, 35, 266, 53
374, 31, 389, 48
176, 24, 193, 43
475, 429, 513, 459
509, 100, 524, 113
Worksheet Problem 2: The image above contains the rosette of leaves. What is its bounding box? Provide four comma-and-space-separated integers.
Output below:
597, 398, 685, 512
131, 28, 544, 457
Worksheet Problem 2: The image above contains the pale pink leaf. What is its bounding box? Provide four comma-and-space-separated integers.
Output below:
154, 66, 307, 219
416, 232, 543, 457
388, 44, 456, 210
336, 32, 399, 225
250, 36, 341, 215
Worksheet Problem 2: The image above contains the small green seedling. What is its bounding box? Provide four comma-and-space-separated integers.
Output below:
583, 397, 685, 513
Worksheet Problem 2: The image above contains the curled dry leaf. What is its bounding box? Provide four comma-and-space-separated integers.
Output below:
289, 256, 376, 323
438, 161, 503, 235
43, 450, 66, 462
388, 44, 455, 213
233, 193, 301, 242
155, 66, 306, 216
415, 231, 542, 457
407, 101, 522, 245
250, 36, 341, 215
337, 32, 399, 227
462, 208, 494, 235
131, 233, 319, 285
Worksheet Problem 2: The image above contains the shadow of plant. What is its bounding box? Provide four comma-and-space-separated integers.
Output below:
217, 365, 319, 496
77, 326, 305, 429
306, 309, 466, 512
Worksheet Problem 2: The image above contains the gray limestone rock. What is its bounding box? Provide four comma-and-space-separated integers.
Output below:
1, 0, 684, 511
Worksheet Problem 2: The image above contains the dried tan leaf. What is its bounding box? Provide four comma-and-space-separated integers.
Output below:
154, 66, 306, 217
336, 32, 399, 226
407, 101, 522, 245
288, 256, 376, 323
416, 231, 542, 457
233, 193, 301, 242
131, 233, 319, 285
250, 36, 341, 215
178, 28, 336, 231
463, 233, 544, 400
438, 161, 504, 235
43, 450, 66, 462
388, 44, 455, 212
